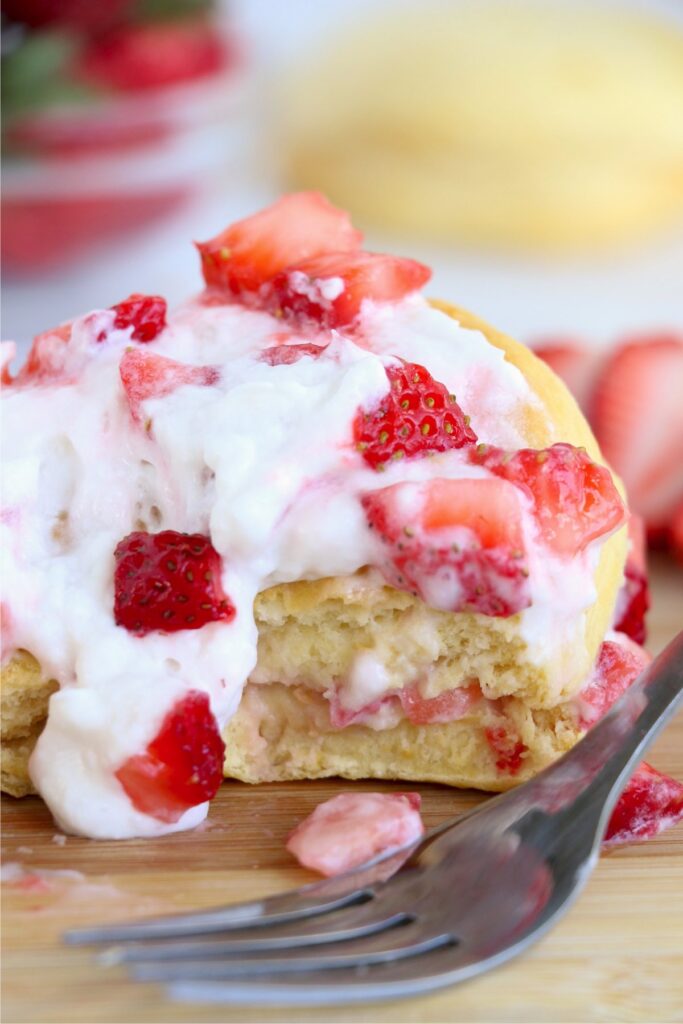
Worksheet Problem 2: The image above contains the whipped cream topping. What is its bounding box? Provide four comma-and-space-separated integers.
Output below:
1, 295, 604, 838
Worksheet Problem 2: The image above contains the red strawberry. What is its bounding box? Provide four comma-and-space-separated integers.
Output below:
532, 339, 602, 411
77, 18, 229, 93
197, 192, 362, 298
669, 500, 683, 566
119, 349, 219, 422
613, 514, 650, 644
16, 323, 72, 384
362, 477, 531, 617
269, 251, 431, 330
354, 361, 477, 471
399, 683, 482, 725
470, 442, 626, 558
260, 342, 327, 366
328, 694, 395, 730
590, 335, 683, 527
286, 792, 424, 877
485, 723, 527, 774
604, 763, 683, 847
110, 294, 167, 342
578, 636, 651, 729
115, 691, 225, 824
113, 530, 235, 636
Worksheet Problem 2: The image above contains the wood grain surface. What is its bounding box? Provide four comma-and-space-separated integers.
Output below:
2, 554, 682, 1024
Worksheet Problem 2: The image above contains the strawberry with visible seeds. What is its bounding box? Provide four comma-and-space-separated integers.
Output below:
269, 250, 431, 330
115, 691, 225, 824
355, 361, 477, 471
286, 792, 424, 877
578, 635, 651, 729
113, 530, 235, 636
110, 294, 167, 342
362, 477, 531, 617
197, 192, 362, 299
613, 514, 650, 644
590, 334, 683, 528
119, 349, 219, 422
470, 442, 626, 558
604, 763, 683, 847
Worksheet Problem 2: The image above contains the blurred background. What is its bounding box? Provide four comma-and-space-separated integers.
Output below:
2, 0, 682, 555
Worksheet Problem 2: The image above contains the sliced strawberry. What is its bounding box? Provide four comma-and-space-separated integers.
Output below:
259, 342, 327, 366
613, 514, 650, 644
485, 722, 527, 775
354, 361, 477, 471
286, 792, 424, 877
578, 635, 651, 729
110, 294, 167, 343
115, 691, 225, 824
399, 682, 482, 725
77, 18, 229, 93
362, 477, 531, 617
604, 763, 683, 847
590, 335, 683, 527
269, 250, 431, 330
119, 349, 219, 422
113, 530, 235, 636
197, 192, 362, 298
470, 442, 626, 558
16, 322, 72, 384
532, 339, 602, 411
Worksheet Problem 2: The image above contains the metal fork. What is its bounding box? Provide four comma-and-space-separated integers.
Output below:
65, 632, 683, 1007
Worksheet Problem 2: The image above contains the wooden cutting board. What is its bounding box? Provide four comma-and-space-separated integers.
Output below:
2, 555, 682, 1024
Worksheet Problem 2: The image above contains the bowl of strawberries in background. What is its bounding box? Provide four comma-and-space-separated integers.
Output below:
1, 0, 247, 275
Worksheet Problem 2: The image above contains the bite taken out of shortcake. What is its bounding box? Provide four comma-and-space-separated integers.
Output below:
2, 192, 676, 843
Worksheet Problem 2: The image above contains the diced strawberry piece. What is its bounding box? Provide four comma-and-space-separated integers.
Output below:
286, 792, 424, 877
119, 349, 219, 422
115, 691, 225, 824
110, 294, 167, 342
16, 323, 72, 384
260, 342, 327, 366
354, 361, 477, 471
399, 683, 482, 725
269, 251, 431, 330
76, 18, 230, 93
362, 478, 531, 617
578, 635, 651, 729
532, 339, 602, 411
590, 335, 683, 527
1, 342, 17, 386
328, 694, 396, 730
613, 515, 650, 644
113, 530, 235, 636
197, 192, 362, 298
470, 442, 626, 558
485, 723, 527, 775
604, 763, 683, 847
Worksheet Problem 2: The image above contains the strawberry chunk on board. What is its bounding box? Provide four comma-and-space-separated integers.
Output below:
119, 349, 219, 423
362, 477, 531, 617
604, 763, 683, 847
110, 294, 167, 342
577, 635, 651, 729
286, 793, 424, 877
197, 192, 362, 298
354, 360, 477, 471
470, 442, 626, 558
115, 691, 225, 824
269, 250, 431, 330
114, 530, 235, 636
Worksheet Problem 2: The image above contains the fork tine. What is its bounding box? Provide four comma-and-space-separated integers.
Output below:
110, 899, 412, 962
127, 923, 453, 981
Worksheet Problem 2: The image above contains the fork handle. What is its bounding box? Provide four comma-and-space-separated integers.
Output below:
547, 630, 683, 837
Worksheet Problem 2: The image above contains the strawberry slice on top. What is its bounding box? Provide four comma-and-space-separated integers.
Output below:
362, 476, 531, 617
355, 360, 477, 471
268, 250, 431, 330
470, 442, 626, 558
197, 192, 362, 298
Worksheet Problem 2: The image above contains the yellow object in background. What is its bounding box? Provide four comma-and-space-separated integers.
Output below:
281, 0, 683, 252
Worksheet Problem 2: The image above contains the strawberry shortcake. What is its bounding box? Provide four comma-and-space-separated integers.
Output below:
0, 192, 654, 840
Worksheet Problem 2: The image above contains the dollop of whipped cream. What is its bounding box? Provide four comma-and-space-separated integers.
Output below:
1, 295, 598, 838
